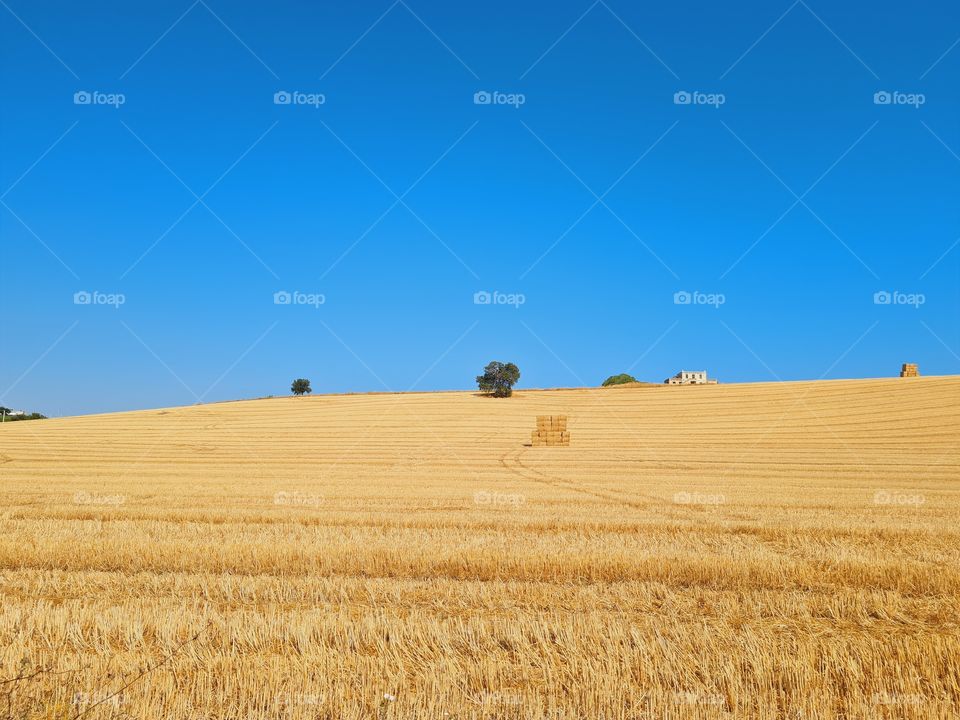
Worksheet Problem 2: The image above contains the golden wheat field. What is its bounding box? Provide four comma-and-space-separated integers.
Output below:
1, 376, 959, 719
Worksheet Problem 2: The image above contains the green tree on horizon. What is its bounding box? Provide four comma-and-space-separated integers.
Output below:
290, 379, 312, 396
476, 361, 520, 398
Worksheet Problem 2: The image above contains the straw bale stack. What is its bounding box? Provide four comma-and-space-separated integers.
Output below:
531, 415, 570, 446
900, 363, 919, 378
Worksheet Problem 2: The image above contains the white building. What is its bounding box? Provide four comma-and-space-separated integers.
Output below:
664, 370, 716, 385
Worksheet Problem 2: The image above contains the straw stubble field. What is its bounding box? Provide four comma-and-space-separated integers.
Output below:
1, 377, 958, 719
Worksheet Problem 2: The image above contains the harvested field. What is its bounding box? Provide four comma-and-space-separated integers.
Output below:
1, 376, 959, 719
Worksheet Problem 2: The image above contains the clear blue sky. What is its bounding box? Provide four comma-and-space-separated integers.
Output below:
1, 0, 958, 416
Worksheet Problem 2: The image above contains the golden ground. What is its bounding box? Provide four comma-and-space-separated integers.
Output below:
1, 376, 958, 719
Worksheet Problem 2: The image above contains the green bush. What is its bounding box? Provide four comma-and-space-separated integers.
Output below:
601, 373, 637, 387
0, 408, 46, 422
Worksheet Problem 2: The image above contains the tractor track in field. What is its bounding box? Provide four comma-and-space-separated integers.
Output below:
498, 446, 658, 510
501, 444, 810, 563
499, 446, 772, 528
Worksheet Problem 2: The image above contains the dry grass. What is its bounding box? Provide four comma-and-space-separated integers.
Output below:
1, 376, 958, 719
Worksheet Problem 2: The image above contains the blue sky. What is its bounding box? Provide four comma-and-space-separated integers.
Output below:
1, 0, 958, 416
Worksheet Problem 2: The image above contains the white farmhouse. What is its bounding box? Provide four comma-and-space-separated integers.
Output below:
664, 370, 717, 385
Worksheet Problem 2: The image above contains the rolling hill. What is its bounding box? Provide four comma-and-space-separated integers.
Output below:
1, 376, 958, 718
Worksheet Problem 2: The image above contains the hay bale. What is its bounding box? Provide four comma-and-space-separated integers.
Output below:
530, 416, 570, 445
900, 363, 920, 377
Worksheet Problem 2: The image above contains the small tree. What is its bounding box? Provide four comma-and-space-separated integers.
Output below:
602, 373, 637, 387
476, 361, 520, 398
291, 378, 312, 396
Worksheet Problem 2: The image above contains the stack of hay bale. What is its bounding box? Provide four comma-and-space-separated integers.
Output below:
900, 363, 920, 377
531, 415, 570, 446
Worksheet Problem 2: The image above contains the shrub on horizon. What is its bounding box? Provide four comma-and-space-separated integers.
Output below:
601, 373, 637, 387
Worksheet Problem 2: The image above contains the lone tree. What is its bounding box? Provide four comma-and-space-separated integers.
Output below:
290, 378, 312, 396
602, 373, 637, 387
476, 361, 520, 398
